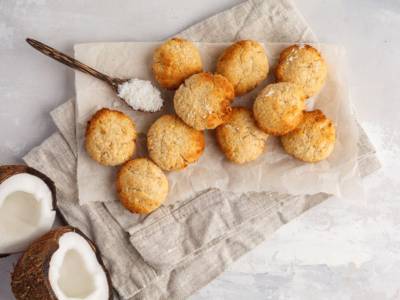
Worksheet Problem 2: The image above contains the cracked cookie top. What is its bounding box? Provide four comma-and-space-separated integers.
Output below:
216, 107, 268, 164
85, 108, 137, 166
147, 114, 205, 171
253, 82, 305, 136
152, 37, 203, 90
281, 110, 336, 163
216, 40, 269, 96
173, 72, 235, 130
276, 44, 327, 98
116, 158, 168, 214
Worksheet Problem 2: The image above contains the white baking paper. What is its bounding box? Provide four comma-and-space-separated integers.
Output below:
75, 42, 361, 205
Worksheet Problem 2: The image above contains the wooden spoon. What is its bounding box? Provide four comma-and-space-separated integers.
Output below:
27, 38, 164, 112
26, 38, 126, 95
27, 37, 169, 114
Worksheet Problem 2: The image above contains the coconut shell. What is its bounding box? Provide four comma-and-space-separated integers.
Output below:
0, 165, 67, 257
11, 226, 113, 300
0, 165, 59, 219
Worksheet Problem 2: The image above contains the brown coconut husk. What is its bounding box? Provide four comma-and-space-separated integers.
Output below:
11, 226, 113, 300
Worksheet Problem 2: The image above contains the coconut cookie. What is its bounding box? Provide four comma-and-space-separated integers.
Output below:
174, 72, 235, 130
85, 108, 136, 166
216, 40, 269, 96
147, 115, 205, 171
152, 37, 203, 90
116, 158, 168, 214
216, 107, 268, 164
281, 110, 336, 163
276, 44, 328, 98
253, 82, 305, 136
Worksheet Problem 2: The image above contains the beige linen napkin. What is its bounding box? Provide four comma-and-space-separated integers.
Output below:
23, 0, 380, 299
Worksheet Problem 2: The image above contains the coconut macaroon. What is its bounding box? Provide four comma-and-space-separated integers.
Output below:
275, 44, 328, 98
216, 40, 269, 96
147, 115, 205, 171
85, 108, 137, 166
253, 82, 305, 136
174, 72, 235, 130
152, 37, 203, 90
281, 110, 336, 163
216, 107, 268, 164
116, 158, 168, 214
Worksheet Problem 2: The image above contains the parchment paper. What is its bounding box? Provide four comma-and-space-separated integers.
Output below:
75, 42, 361, 205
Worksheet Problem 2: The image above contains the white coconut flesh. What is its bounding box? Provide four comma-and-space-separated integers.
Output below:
48, 232, 109, 300
0, 173, 56, 253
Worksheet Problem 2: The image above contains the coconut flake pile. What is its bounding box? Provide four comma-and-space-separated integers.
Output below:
117, 79, 164, 112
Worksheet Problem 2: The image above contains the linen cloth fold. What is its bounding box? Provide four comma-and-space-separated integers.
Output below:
23, 0, 380, 299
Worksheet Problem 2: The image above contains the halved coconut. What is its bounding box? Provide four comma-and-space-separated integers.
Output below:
0, 165, 58, 255
11, 226, 112, 300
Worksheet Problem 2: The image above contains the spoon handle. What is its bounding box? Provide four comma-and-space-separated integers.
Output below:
26, 38, 120, 90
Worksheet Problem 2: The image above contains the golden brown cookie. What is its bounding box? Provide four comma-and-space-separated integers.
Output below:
275, 44, 328, 98
147, 114, 205, 171
281, 110, 336, 162
253, 82, 305, 136
152, 37, 203, 90
216, 40, 269, 96
216, 107, 268, 164
116, 158, 168, 214
174, 72, 235, 130
85, 108, 136, 166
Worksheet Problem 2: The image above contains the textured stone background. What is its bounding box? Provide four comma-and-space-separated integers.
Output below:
1, 1, 399, 299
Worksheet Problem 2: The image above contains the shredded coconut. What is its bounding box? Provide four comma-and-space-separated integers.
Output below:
112, 100, 122, 108
265, 90, 275, 97
117, 79, 164, 112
